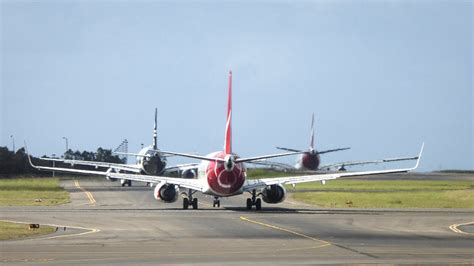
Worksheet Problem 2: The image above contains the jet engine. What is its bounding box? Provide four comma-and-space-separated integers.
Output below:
261, 184, 286, 204
181, 169, 197, 179
153, 183, 179, 203
105, 169, 117, 182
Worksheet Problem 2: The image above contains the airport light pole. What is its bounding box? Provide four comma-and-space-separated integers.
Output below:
51, 154, 56, 177
10, 135, 15, 153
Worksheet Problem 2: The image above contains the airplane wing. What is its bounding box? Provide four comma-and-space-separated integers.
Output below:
27, 153, 205, 192
114, 151, 175, 158
159, 150, 226, 162
163, 163, 199, 172
276, 147, 303, 153
243, 143, 424, 191
39, 157, 142, 173
316, 147, 351, 155
247, 160, 295, 170
320, 156, 420, 170
159, 150, 305, 164
276, 146, 350, 155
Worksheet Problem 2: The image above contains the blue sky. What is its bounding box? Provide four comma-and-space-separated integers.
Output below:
1, 1, 472, 171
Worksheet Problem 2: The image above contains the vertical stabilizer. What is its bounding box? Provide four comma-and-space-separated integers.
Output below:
224, 70, 232, 155
310, 113, 315, 151
153, 108, 158, 149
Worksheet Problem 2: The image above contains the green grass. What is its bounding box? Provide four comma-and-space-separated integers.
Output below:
289, 180, 474, 208
0, 221, 56, 240
246, 168, 302, 179
286, 179, 474, 191
0, 178, 70, 206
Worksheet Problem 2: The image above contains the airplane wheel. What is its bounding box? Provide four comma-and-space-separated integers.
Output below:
213, 198, 220, 208
255, 198, 262, 210
246, 198, 252, 210
183, 198, 189, 209
127, 180, 132, 186
192, 198, 198, 210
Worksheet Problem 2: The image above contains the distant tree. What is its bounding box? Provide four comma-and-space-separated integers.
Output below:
0, 146, 126, 177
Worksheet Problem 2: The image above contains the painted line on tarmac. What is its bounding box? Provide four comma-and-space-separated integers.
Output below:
0, 219, 100, 241
449, 221, 474, 236
74, 180, 96, 205
240, 216, 331, 247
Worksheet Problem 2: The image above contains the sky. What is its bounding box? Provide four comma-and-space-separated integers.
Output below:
1, 0, 472, 172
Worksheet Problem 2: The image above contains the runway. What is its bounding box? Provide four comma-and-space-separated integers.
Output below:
1, 176, 473, 264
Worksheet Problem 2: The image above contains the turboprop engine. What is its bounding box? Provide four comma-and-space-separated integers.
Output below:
153, 183, 179, 203
261, 184, 286, 204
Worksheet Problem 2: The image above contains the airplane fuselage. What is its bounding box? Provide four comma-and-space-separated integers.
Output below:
137, 146, 167, 175
297, 152, 321, 170
197, 151, 246, 197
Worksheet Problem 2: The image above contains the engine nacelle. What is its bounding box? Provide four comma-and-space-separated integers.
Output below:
154, 183, 179, 203
105, 169, 117, 182
261, 184, 286, 204
106, 176, 117, 182
181, 169, 196, 179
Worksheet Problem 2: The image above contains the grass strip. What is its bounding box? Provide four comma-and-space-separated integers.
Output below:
292, 190, 474, 208
0, 221, 56, 240
0, 178, 70, 206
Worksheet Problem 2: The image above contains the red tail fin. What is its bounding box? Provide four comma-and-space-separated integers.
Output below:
224, 70, 232, 154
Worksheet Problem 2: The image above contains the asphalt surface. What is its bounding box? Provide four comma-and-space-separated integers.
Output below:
1, 173, 473, 265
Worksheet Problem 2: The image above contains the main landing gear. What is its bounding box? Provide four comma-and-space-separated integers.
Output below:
246, 189, 262, 210
182, 189, 198, 210
213, 197, 220, 208
121, 180, 132, 187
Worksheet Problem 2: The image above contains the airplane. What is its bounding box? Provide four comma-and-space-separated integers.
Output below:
40, 108, 198, 186
27, 70, 423, 210
254, 114, 419, 172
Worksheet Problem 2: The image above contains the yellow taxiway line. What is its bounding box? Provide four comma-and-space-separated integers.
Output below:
74, 180, 96, 205
449, 221, 474, 236
240, 216, 331, 248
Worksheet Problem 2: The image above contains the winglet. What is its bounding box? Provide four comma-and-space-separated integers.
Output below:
224, 70, 232, 155
310, 113, 315, 151
412, 142, 424, 170
24, 141, 37, 169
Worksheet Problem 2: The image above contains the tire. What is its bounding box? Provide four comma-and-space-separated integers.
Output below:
183, 198, 189, 209
255, 198, 262, 210
217, 200, 220, 208
192, 198, 198, 210
246, 198, 252, 210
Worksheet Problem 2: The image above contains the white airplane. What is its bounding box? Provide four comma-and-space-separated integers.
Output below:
27, 71, 423, 210
40, 108, 198, 186
256, 113, 420, 172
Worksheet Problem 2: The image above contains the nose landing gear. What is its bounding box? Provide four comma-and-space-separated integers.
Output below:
212, 197, 220, 207
246, 189, 262, 210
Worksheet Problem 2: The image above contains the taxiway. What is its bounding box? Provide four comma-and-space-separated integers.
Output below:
1, 174, 473, 264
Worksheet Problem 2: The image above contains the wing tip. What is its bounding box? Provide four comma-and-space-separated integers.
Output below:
412, 142, 425, 170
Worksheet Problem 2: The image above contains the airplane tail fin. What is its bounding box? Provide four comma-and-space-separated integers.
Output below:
153, 108, 158, 149
224, 70, 232, 155
309, 113, 315, 151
